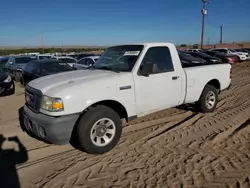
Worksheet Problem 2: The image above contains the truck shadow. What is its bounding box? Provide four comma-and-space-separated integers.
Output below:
176, 103, 200, 113
0, 134, 28, 188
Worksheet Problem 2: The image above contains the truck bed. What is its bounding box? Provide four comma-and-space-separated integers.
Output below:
183, 63, 231, 104
181, 61, 228, 68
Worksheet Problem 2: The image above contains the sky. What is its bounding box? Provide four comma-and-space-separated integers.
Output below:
0, 0, 249, 46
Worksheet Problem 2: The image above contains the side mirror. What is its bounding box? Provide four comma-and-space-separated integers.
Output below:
138, 64, 149, 77
88, 63, 93, 67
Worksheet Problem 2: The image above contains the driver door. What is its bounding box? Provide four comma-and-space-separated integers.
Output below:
134, 46, 183, 116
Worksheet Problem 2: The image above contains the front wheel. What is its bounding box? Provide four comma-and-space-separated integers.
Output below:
0, 87, 5, 95
76, 105, 122, 154
198, 85, 218, 113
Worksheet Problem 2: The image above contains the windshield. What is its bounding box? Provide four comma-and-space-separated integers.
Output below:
196, 52, 214, 58
179, 53, 197, 61
229, 49, 237, 52
41, 61, 73, 75
59, 58, 76, 63
15, 56, 33, 64
39, 56, 54, 60
94, 45, 144, 72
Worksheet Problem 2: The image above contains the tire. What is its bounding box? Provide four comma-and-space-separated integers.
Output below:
20, 77, 27, 87
198, 85, 218, 113
76, 105, 122, 154
0, 87, 5, 95
236, 56, 242, 62
15, 71, 21, 82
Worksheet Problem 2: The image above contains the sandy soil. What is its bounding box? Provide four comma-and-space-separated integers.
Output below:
1, 62, 250, 188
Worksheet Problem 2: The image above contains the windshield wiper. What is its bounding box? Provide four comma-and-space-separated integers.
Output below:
96, 66, 120, 73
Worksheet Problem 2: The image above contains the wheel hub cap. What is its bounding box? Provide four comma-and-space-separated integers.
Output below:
205, 91, 216, 109
96, 125, 107, 137
90, 118, 116, 147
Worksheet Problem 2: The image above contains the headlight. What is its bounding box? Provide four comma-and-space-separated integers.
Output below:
40, 95, 64, 112
4, 75, 12, 83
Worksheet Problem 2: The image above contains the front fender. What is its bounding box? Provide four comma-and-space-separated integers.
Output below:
41, 86, 137, 118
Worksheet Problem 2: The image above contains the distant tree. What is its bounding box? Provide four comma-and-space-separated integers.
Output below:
180, 44, 187, 47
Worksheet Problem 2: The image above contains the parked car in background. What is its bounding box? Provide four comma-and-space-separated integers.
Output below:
0, 67, 14, 95
235, 48, 250, 54
186, 52, 222, 63
73, 56, 100, 70
211, 48, 249, 61
184, 49, 203, 53
76, 53, 96, 60
56, 56, 77, 67
33, 54, 57, 60
243, 48, 250, 53
178, 52, 206, 66
5, 55, 33, 82
22, 42, 231, 154
0, 56, 9, 67
203, 51, 237, 64
21, 60, 76, 87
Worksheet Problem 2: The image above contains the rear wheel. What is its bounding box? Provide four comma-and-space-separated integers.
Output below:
198, 85, 218, 113
76, 105, 122, 154
0, 87, 5, 95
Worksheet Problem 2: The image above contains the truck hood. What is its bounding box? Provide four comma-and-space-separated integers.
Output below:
28, 69, 126, 94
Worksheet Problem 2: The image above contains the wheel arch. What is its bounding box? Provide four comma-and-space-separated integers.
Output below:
204, 79, 221, 93
82, 100, 128, 121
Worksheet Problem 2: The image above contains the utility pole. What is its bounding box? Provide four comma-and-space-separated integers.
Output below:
220, 24, 223, 44
41, 32, 44, 54
200, 0, 208, 49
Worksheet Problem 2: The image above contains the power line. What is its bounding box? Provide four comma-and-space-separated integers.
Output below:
205, 16, 220, 28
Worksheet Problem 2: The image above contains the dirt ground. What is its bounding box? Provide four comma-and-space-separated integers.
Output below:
1, 62, 250, 188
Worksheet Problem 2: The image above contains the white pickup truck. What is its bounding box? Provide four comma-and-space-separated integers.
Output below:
23, 43, 232, 154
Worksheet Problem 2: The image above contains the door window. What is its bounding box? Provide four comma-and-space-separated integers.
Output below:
77, 59, 88, 65
86, 59, 94, 66
139, 46, 174, 75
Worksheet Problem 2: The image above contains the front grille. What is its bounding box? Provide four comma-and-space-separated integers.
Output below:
25, 85, 42, 113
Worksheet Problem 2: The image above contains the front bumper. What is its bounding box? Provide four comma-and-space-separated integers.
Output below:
239, 56, 247, 61
23, 105, 79, 145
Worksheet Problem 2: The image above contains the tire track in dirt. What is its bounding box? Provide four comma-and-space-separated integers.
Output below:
18, 62, 250, 188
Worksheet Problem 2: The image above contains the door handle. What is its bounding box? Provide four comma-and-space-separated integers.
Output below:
172, 76, 179, 80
